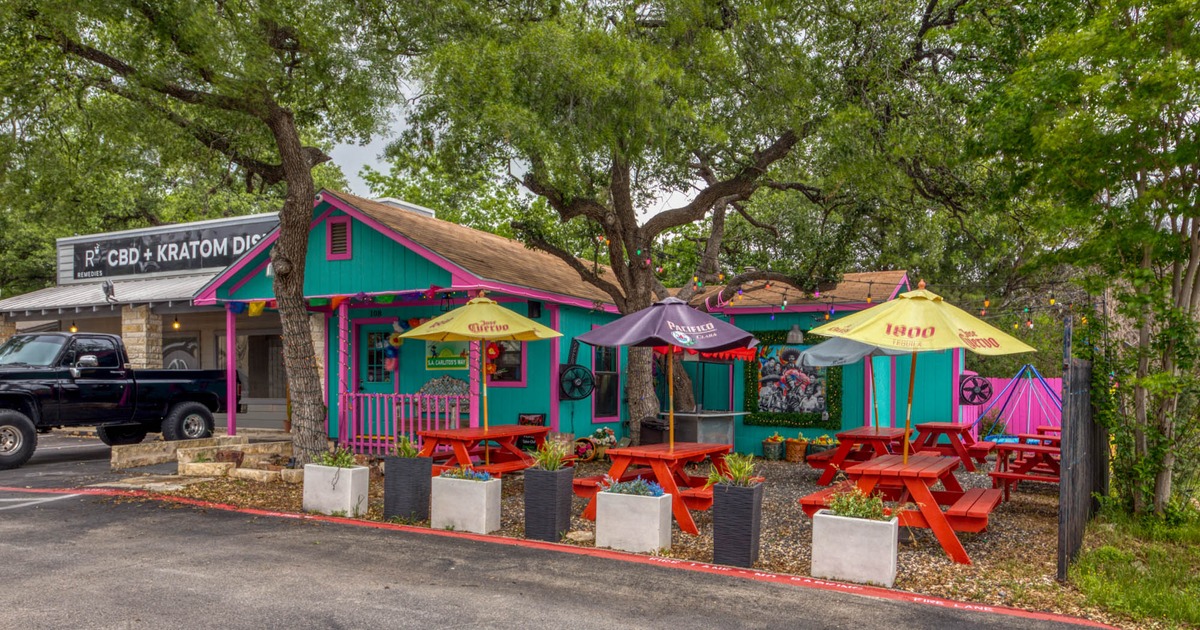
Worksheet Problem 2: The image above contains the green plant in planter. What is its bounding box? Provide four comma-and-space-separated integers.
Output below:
706, 453, 758, 487
316, 447, 357, 468
828, 486, 888, 521
392, 435, 421, 458
439, 466, 492, 482
600, 476, 664, 496
532, 438, 571, 471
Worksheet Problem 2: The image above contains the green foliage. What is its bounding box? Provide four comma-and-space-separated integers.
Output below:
1071, 507, 1200, 625
600, 476, 664, 497
439, 466, 492, 482
706, 453, 758, 488
827, 486, 888, 522
531, 438, 571, 472
315, 447, 357, 468
391, 435, 421, 459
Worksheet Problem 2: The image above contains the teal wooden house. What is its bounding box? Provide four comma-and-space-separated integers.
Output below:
195, 191, 966, 455
196, 190, 627, 453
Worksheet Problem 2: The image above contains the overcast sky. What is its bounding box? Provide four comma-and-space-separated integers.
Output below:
329, 134, 393, 196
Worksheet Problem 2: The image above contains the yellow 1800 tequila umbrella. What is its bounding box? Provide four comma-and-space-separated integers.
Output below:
401, 294, 561, 432
808, 281, 1035, 461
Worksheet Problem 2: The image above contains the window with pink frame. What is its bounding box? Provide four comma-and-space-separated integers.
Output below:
592, 344, 620, 421
487, 340, 526, 387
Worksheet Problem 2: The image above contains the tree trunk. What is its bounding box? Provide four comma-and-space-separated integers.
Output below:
672, 353, 698, 412
267, 107, 326, 464
621, 269, 660, 445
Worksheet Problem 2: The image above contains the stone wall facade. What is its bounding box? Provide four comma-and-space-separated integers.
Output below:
0, 316, 15, 345
122, 305, 163, 368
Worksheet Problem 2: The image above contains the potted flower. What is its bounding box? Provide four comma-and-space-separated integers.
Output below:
573, 437, 597, 462
523, 438, 574, 542
810, 486, 898, 587
589, 426, 617, 460
761, 432, 785, 460
707, 453, 763, 567
384, 435, 432, 522
302, 447, 369, 517
595, 476, 671, 553
784, 433, 808, 462
431, 466, 500, 534
807, 434, 839, 455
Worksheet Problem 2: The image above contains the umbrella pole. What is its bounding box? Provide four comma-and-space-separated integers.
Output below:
902, 352, 917, 463
668, 352, 675, 451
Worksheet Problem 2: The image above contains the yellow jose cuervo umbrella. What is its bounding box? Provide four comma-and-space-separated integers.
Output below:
809, 281, 1034, 461
401, 295, 561, 432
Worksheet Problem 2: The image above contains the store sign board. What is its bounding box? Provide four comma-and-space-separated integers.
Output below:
426, 341, 468, 370
71, 222, 275, 280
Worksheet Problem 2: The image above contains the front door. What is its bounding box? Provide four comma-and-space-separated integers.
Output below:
354, 324, 396, 438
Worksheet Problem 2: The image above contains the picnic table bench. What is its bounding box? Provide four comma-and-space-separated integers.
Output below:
417, 425, 551, 477
799, 454, 1003, 564
810, 426, 911, 486
989, 442, 1061, 500
910, 422, 994, 472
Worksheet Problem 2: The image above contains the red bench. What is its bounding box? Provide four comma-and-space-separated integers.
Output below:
797, 481, 854, 517
989, 470, 1060, 500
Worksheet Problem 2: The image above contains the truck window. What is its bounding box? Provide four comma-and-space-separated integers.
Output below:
75, 337, 120, 368
0, 335, 67, 367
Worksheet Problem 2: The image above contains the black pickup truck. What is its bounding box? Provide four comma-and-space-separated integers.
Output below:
0, 332, 241, 470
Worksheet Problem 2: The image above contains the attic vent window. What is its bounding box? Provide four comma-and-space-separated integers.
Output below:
326, 217, 352, 260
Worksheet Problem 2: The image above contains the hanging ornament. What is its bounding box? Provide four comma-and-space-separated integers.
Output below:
718, 273, 725, 281
384, 357, 398, 372
1013, 322, 1019, 330
1026, 318, 1034, 328
408, 318, 421, 329
984, 298, 991, 309
486, 342, 502, 360
388, 332, 405, 347
384, 345, 400, 359
770, 313, 775, 320
813, 289, 820, 298
485, 362, 497, 375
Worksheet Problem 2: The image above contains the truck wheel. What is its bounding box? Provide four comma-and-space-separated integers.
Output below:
96, 425, 148, 446
0, 409, 37, 470
162, 402, 214, 441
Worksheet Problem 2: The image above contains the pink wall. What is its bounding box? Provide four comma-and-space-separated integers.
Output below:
959, 377, 1062, 438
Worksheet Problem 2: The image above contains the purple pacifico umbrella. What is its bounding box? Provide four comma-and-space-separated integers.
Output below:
576, 297, 757, 448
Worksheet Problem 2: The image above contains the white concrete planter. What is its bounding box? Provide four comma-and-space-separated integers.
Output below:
595, 491, 672, 553
811, 510, 898, 587
302, 464, 369, 517
431, 476, 501, 534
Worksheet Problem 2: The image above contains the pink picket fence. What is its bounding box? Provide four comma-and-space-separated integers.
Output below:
338, 393, 468, 455
959, 377, 1062, 439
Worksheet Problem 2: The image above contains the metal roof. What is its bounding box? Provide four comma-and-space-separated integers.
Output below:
0, 274, 216, 316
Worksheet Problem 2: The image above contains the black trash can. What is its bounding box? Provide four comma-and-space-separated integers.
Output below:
639, 416, 669, 445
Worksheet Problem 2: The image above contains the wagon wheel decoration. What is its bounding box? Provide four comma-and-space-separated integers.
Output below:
959, 375, 993, 405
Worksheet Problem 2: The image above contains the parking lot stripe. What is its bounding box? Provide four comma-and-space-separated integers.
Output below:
0, 494, 80, 510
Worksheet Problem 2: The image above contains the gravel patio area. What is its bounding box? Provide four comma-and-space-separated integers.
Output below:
156, 455, 1120, 626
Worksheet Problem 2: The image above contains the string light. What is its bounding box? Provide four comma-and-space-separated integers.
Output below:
866, 282, 873, 303
1026, 318, 1034, 329
69, 321, 77, 333
984, 298, 990, 309
1049, 293, 1056, 306
172, 316, 181, 331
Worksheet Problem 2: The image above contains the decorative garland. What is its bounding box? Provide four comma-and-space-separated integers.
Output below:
743, 329, 842, 430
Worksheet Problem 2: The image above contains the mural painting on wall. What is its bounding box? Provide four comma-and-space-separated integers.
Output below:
426, 341, 469, 370
757, 345, 826, 414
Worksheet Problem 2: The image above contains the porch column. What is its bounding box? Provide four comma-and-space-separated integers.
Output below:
337, 301, 350, 444
122, 305, 162, 368
469, 341, 480, 428
0, 315, 15, 345
225, 305, 237, 436
549, 305, 560, 432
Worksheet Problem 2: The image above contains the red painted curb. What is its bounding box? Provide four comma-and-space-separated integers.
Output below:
0, 485, 1113, 628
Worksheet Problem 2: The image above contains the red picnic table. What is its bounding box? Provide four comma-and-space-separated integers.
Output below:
809, 426, 910, 486
1035, 425, 1062, 435
989, 442, 1061, 501
576, 442, 732, 536
800, 454, 1002, 565
416, 425, 551, 477
1018, 432, 1062, 448
910, 422, 994, 472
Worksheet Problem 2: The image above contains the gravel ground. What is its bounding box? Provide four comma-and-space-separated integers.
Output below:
157, 457, 1137, 628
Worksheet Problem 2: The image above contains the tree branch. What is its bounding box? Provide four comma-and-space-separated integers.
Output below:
512, 221, 627, 312
642, 129, 799, 237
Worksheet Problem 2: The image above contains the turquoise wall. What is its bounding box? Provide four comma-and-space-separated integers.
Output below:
218, 204, 452, 301
723, 311, 957, 455
553, 306, 623, 441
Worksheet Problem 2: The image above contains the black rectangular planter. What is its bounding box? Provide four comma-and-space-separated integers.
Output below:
384, 456, 432, 521
523, 467, 574, 542
712, 483, 764, 568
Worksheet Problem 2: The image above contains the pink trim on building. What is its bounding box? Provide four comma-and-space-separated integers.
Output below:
951, 348, 961, 424
890, 356, 898, 427
228, 259, 271, 297
888, 274, 911, 300
549, 305, 561, 431
325, 215, 353, 261
469, 341, 480, 428
591, 325, 621, 423
225, 306, 237, 435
